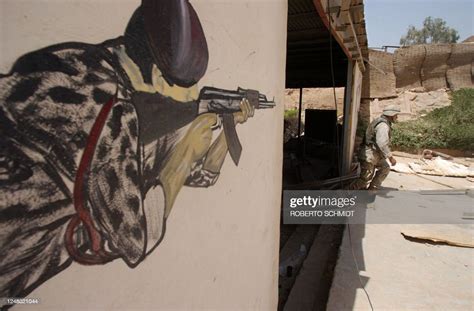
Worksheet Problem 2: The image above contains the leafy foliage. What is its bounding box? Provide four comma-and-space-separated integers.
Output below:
284, 108, 298, 119
283, 109, 302, 142
400, 17, 459, 46
391, 89, 474, 151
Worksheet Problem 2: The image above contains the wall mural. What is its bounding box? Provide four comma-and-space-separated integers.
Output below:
0, 0, 274, 304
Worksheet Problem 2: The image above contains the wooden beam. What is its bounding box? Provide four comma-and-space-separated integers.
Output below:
336, 21, 364, 27
328, 6, 340, 14
341, 61, 354, 174
312, 0, 353, 61
354, 28, 366, 35
349, 4, 364, 12
343, 37, 355, 43
340, 0, 351, 11
342, 10, 365, 71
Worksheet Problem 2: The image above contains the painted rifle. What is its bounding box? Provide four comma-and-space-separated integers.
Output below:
198, 86, 275, 165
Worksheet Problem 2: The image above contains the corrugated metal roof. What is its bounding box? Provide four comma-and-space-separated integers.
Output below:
286, 0, 347, 88
288, 0, 325, 32
286, 0, 369, 88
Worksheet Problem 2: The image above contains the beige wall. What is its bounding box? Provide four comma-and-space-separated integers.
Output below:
1, 0, 286, 309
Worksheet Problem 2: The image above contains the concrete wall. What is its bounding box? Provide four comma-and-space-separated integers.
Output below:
0, 0, 286, 309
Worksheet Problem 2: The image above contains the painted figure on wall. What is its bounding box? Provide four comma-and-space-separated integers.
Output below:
0, 0, 274, 303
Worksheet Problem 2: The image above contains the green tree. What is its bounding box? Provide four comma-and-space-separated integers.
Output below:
400, 17, 459, 45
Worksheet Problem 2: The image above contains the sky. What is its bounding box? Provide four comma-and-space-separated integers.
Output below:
365, 0, 474, 48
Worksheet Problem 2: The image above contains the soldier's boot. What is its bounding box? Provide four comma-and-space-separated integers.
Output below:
368, 161, 390, 190
349, 161, 375, 190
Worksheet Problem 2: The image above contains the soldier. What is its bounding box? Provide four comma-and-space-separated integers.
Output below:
351, 105, 401, 190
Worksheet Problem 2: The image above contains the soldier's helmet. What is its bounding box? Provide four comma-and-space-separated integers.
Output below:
382, 105, 401, 117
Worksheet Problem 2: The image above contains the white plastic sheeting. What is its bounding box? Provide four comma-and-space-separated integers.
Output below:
391, 157, 474, 178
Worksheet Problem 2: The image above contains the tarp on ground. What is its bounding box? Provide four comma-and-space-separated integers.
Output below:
408, 158, 474, 177
447, 43, 474, 90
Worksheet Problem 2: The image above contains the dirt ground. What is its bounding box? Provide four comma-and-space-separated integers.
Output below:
284, 88, 345, 114
327, 154, 473, 310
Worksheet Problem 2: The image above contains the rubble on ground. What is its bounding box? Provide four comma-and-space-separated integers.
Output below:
391, 154, 474, 178
370, 88, 452, 121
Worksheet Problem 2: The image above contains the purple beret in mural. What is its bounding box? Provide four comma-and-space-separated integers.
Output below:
142, 0, 209, 87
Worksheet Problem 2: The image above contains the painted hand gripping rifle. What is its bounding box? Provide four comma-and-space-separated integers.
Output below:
198, 86, 275, 165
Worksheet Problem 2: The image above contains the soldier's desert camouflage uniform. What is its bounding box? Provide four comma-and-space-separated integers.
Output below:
351, 116, 393, 190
